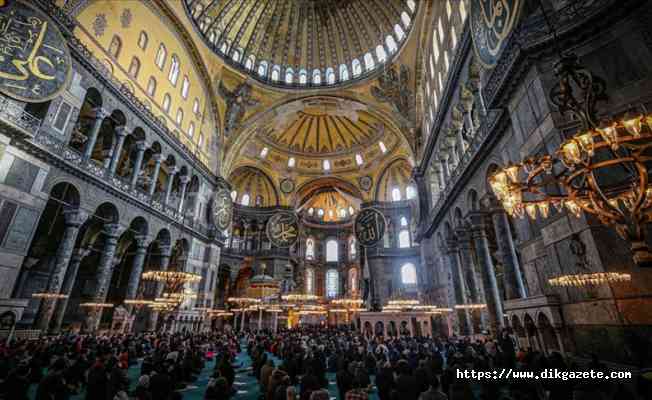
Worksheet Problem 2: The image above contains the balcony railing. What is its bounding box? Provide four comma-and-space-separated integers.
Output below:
0, 97, 42, 136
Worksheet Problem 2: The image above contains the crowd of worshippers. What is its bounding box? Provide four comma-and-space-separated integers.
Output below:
247, 327, 648, 400
0, 327, 649, 400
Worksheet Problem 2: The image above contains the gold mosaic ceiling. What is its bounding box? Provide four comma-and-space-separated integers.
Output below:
258, 97, 381, 156
302, 188, 356, 222
184, 0, 417, 88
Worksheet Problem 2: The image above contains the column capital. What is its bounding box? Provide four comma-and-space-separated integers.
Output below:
63, 208, 88, 227
180, 175, 191, 184
103, 223, 122, 239
154, 153, 165, 163
135, 140, 147, 151
159, 244, 173, 257
114, 125, 128, 137
169, 167, 179, 176
92, 107, 108, 120
134, 234, 149, 250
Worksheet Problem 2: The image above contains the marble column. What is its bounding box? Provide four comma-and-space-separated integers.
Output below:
470, 213, 505, 333
108, 126, 128, 175
164, 167, 178, 205
84, 223, 122, 332
147, 244, 171, 331
34, 209, 88, 332
446, 238, 472, 335
257, 308, 263, 331
456, 227, 488, 331
148, 154, 164, 197
491, 209, 527, 299
82, 108, 107, 161
125, 235, 148, 310
51, 247, 91, 332
129, 141, 147, 190
177, 175, 191, 214
240, 310, 246, 332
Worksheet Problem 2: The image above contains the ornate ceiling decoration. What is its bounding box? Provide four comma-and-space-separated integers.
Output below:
301, 188, 357, 223
229, 166, 279, 206
259, 97, 378, 156
184, 0, 417, 89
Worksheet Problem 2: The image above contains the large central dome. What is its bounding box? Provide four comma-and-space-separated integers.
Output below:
184, 0, 417, 89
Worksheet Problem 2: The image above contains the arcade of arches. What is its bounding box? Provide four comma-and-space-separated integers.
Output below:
0, 0, 651, 370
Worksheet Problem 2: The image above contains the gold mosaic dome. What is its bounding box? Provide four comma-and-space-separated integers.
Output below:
184, 0, 418, 88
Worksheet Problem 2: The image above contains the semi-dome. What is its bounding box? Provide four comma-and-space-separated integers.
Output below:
184, 0, 417, 89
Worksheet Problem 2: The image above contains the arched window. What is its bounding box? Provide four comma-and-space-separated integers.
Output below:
198, 133, 204, 150
325, 68, 335, 84
259, 147, 269, 158
348, 268, 358, 293
168, 55, 180, 85
407, 185, 417, 199
188, 122, 195, 138
379, 141, 387, 153
312, 69, 321, 85
209, 30, 216, 43
162, 94, 171, 113
376, 45, 387, 63
323, 159, 331, 171
156, 44, 167, 69
364, 53, 375, 70
401, 263, 417, 285
386, 35, 398, 53
394, 24, 405, 41
258, 61, 268, 77
352, 59, 362, 77
193, 98, 200, 115
255, 195, 263, 206
391, 187, 402, 201
326, 239, 338, 262
460, 1, 468, 21
147, 77, 157, 96
285, 67, 294, 84
451, 26, 458, 49
355, 153, 363, 166
271, 65, 280, 81
241, 193, 250, 206
401, 11, 411, 28
231, 49, 241, 62
176, 108, 183, 125
128, 57, 140, 77
245, 55, 255, 70
308, 207, 314, 216
109, 35, 122, 58
407, 0, 416, 12
299, 69, 308, 84
399, 229, 410, 248
339, 64, 349, 81
306, 238, 315, 260
181, 76, 190, 99
326, 269, 339, 298
220, 41, 228, 54
317, 208, 325, 218
306, 268, 314, 294
349, 236, 357, 260
230, 190, 237, 201
288, 157, 295, 168
138, 31, 148, 50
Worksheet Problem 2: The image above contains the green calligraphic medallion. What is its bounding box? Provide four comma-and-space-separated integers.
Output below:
0, 0, 72, 102
354, 208, 386, 247
211, 185, 234, 232
266, 211, 299, 248
470, 0, 524, 68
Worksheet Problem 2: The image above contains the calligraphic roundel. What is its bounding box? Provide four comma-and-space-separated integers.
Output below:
211, 185, 234, 232
266, 212, 299, 248
0, 0, 72, 102
470, 0, 524, 68
354, 208, 386, 247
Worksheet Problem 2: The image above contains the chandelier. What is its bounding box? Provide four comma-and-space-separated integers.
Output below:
454, 303, 487, 310
247, 264, 281, 299
123, 299, 154, 306
489, 53, 646, 276
281, 293, 320, 302
32, 292, 68, 299
79, 302, 114, 308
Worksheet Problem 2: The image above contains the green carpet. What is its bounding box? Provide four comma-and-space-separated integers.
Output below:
27, 341, 379, 399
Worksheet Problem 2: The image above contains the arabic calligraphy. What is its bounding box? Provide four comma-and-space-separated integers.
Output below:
0, 1, 71, 102
212, 187, 234, 232
470, 0, 523, 67
354, 208, 386, 247
266, 212, 299, 248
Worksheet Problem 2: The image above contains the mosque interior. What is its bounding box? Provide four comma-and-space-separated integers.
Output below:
0, 0, 652, 369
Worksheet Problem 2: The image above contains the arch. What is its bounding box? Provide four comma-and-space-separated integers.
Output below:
374, 321, 384, 336
228, 166, 279, 206
94, 202, 119, 224
375, 157, 413, 201
467, 189, 480, 212
348, 267, 358, 293
537, 312, 559, 354
305, 237, 315, 260
454, 207, 464, 228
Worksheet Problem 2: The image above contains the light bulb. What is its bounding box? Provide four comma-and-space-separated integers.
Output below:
623, 114, 643, 137
561, 140, 582, 166
505, 165, 520, 183
576, 132, 594, 155
538, 202, 550, 218
525, 203, 538, 220
597, 122, 619, 150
